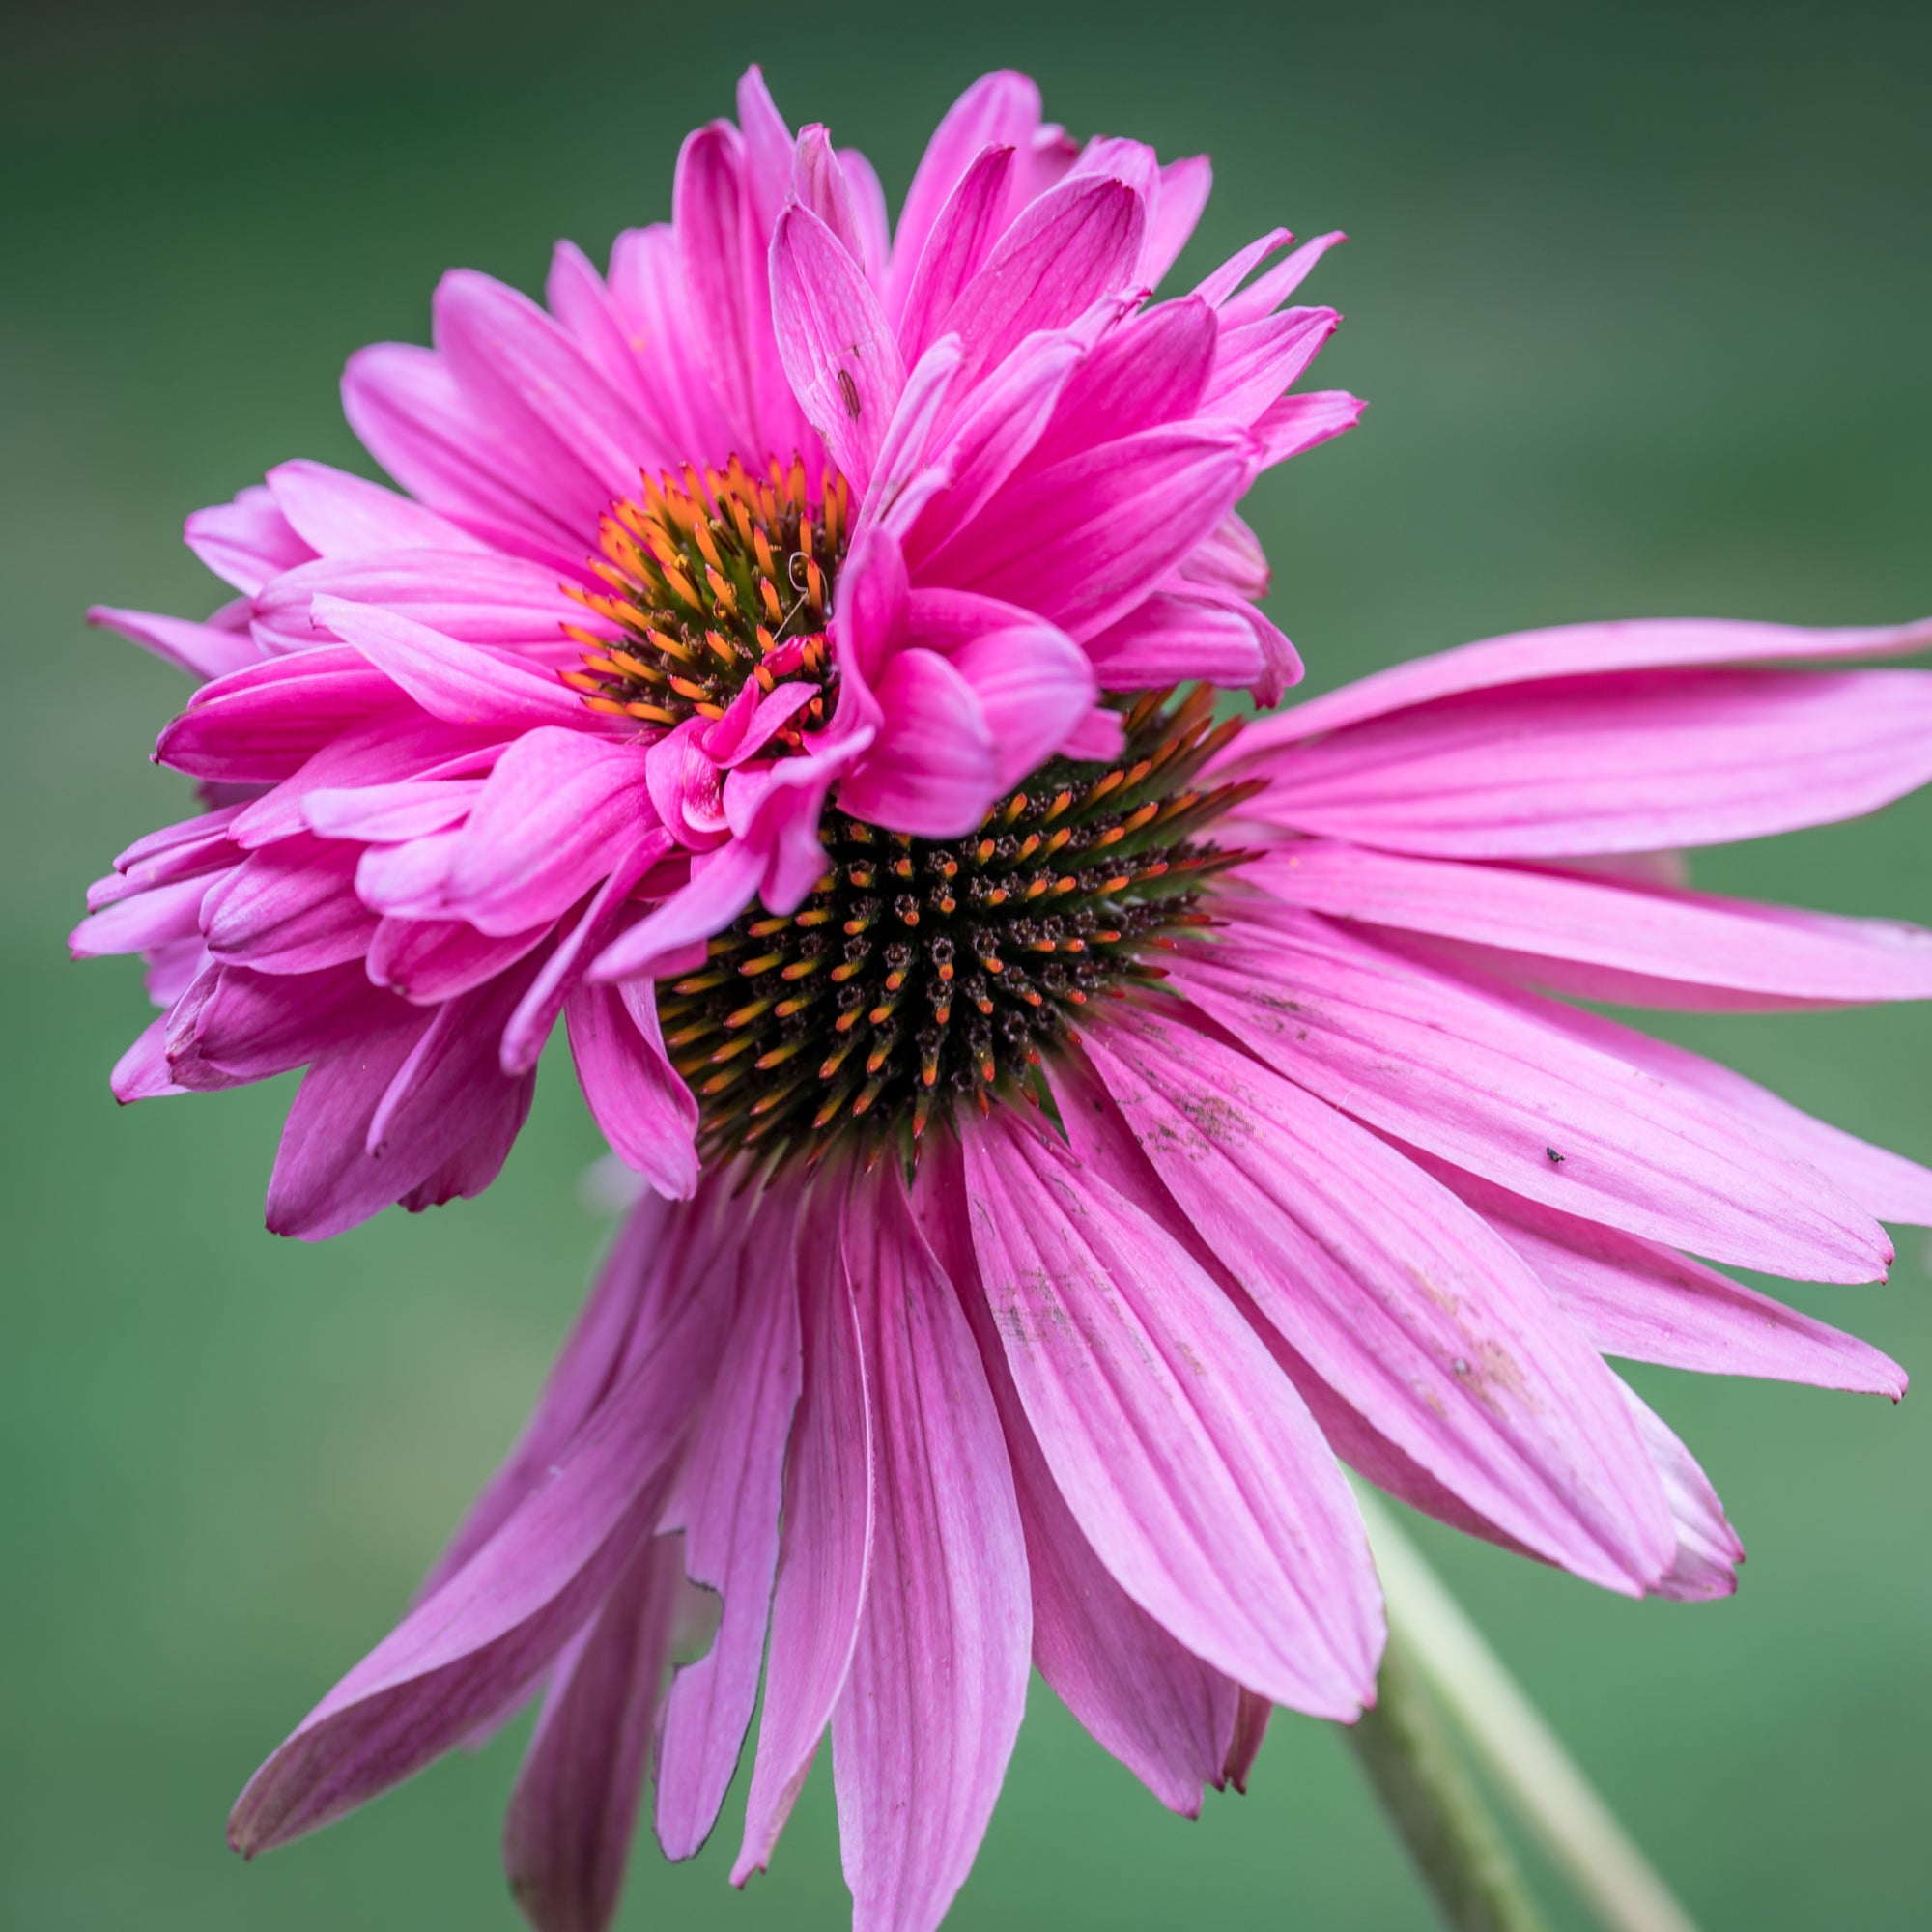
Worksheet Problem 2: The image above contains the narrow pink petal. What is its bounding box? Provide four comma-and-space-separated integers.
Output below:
1217, 231, 1349, 326
791, 125, 868, 266
502, 1533, 686, 1932
935, 175, 1147, 393
566, 980, 700, 1201
604, 225, 738, 466
590, 838, 764, 985
71, 870, 213, 960
887, 71, 1041, 323
1223, 1692, 1271, 1793
920, 1141, 1237, 1817
674, 124, 761, 452
301, 778, 482, 843
200, 836, 375, 974
263, 458, 490, 558
922, 423, 1254, 642
1173, 914, 1891, 1283
440, 727, 653, 936
342, 343, 587, 566
1190, 227, 1293, 308
771, 206, 906, 495
157, 648, 404, 783
313, 596, 586, 728
253, 551, 577, 656
866, 335, 967, 537
837, 648, 997, 838
832, 1164, 1031, 1932
838, 147, 892, 285
229, 1254, 732, 1851
1144, 156, 1213, 286
1235, 612, 1932, 756
1017, 298, 1217, 477
1179, 509, 1271, 598
89, 605, 262, 681
366, 916, 548, 1004
544, 239, 676, 441
1242, 668, 1932, 858
733, 1184, 874, 1885
1424, 1154, 1904, 1394
1252, 388, 1364, 467
895, 144, 1019, 367
655, 1209, 804, 1860
184, 483, 313, 596
1083, 1011, 1677, 1593
1202, 306, 1340, 423
113, 1014, 190, 1101
949, 624, 1095, 788
961, 1112, 1383, 1719
832, 523, 910, 688
1246, 842, 1932, 1007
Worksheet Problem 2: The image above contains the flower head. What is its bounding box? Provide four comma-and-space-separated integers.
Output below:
73, 58, 1932, 1932
77, 66, 1355, 1234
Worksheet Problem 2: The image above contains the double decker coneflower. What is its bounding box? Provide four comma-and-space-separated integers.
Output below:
74, 62, 1932, 1932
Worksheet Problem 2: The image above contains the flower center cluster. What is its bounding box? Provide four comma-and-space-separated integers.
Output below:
658, 688, 1267, 1174
562, 455, 850, 738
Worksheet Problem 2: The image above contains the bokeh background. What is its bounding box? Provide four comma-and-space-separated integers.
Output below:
4, 1, 1929, 1925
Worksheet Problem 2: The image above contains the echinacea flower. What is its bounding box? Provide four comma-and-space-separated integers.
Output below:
76, 64, 1351, 1235
73, 58, 1932, 1932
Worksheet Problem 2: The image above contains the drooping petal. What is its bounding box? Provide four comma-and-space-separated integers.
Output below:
733, 1182, 874, 1885
960, 1111, 1383, 1719
90, 604, 263, 681
836, 648, 998, 838
831, 1163, 1031, 1932
948, 624, 1095, 789
566, 979, 701, 1202
1081, 1009, 1677, 1593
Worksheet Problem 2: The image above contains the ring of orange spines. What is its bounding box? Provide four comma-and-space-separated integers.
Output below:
657, 686, 1270, 1179
560, 453, 851, 739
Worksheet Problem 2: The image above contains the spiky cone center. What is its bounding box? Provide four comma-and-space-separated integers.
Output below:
562, 453, 850, 738
659, 686, 1268, 1179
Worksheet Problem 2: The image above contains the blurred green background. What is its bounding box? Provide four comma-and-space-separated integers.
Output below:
4, 1, 1929, 1925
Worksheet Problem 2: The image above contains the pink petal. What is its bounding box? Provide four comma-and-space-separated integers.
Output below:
920, 1142, 1237, 1817
733, 1185, 874, 1885
1237, 611, 1932, 755
253, 551, 577, 656
1144, 156, 1213, 286
605, 225, 738, 466
157, 647, 404, 783
674, 124, 762, 453
366, 916, 548, 1004
565, 980, 700, 1201
229, 1248, 732, 1851
655, 1212, 804, 1860
922, 423, 1255, 642
313, 596, 586, 728
1242, 669, 1932, 859
866, 335, 968, 537
831, 1163, 1031, 1932
590, 837, 764, 984
935, 174, 1147, 394
1246, 841, 1932, 1008
1084, 590, 1266, 691
791, 125, 868, 268
180, 959, 409, 1085
886, 71, 1041, 324
836, 648, 997, 838
263, 459, 490, 558
1202, 306, 1340, 423
961, 1111, 1383, 1719
199, 836, 376, 974
771, 206, 906, 496
301, 778, 483, 843
1083, 1011, 1677, 1594
89, 604, 262, 682
1217, 231, 1349, 326
895, 144, 1019, 368
1173, 914, 1891, 1283
1251, 388, 1364, 467
838, 147, 892, 286
1614, 1380, 1744, 1602
184, 483, 314, 596
502, 1533, 687, 1932
949, 624, 1095, 789
71, 870, 212, 960
1190, 227, 1293, 308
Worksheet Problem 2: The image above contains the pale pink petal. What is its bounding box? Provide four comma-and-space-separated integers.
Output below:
733, 1185, 874, 1884
866, 335, 967, 536
832, 1163, 1030, 1932
1252, 389, 1364, 467
1245, 842, 1932, 1008
1083, 1011, 1677, 1594
961, 1112, 1383, 1719
502, 1533, 686, 1932
1236, 612, 1932, 755
263, 458, 491, 558
1240, 668, 1932, 857
604, 225, 737, 465
1173, 913, 1891, 1283
1614, 1379, 1744, 1602
253, 551, 577, 656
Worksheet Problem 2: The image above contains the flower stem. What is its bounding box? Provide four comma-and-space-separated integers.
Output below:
1346, 1630, 1550, 1932
1356, 1490, 1701, 1932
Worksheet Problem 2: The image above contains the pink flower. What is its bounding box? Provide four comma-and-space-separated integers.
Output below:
76, 67, 1354, 1236
222, 610, 1932, 1931
73, 57, 1932, 1932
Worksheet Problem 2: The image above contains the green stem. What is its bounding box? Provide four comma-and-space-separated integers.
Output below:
1346, 1631, 1551, 1932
